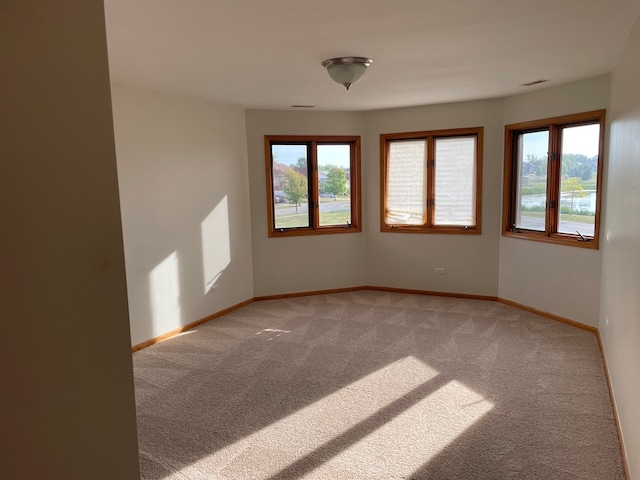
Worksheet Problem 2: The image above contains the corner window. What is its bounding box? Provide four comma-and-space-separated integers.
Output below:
265, 135, 361, 237
381, 127, 483, 233
502, 110, 605, 248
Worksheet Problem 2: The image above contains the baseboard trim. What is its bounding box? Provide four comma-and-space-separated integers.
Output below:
361, 288, 596, 333
496, 297, 597, 333
133, 287, 497, 352
255, 285, 497, 302
596, 331, 631, 479
365, 285, 498, 301
253, 286, 364, 302
131, 298, 254, 352
133, 288, 597, 352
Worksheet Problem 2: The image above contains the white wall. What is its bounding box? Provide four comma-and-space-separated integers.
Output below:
112, 84, 253, 346
245, 110, 367, 296
117, 73, 619, 344
364, 100, 504, 296
247, 89, 607, 305
499, 76, 610, 326
1, 2, 139, 478
600, 14, 640, 477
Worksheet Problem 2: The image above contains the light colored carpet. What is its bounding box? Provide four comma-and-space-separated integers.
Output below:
133, 291, 625, 479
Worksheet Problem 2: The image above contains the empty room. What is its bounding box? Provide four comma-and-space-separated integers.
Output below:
3, 1, 640, 479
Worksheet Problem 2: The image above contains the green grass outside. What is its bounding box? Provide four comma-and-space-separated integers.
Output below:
275, 215, 309, 228
521, 211, 595, 225
274, 196, 349, 211
520, 182, 547, 195
521, 180, 597, 195
319, 211, 351, 226
275, 210, 351, 229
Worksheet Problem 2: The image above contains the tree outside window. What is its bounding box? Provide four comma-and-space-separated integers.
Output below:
502, 110, 605, 248
265, 136, 361, 237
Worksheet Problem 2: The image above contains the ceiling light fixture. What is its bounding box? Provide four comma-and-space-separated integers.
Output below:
321, 57, 373, 90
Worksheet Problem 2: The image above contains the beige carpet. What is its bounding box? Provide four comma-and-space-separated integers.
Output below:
133, 291, 625, 479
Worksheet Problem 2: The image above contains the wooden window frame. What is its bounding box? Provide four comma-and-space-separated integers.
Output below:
502, 110, 605, 249
380, 127, 483, 234
265, 135, 362, 238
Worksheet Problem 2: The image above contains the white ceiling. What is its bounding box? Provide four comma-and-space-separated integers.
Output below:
104, 0, 640, 112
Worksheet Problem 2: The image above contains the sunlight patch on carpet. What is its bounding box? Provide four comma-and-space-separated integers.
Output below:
255, 328, 291, 341
309, 379, 495, 478
173, 356, 492, 479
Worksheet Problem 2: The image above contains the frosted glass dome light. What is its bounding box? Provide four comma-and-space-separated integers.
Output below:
321, 57, 373, 90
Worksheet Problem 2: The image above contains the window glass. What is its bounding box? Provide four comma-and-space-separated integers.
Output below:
385, 140, 426, 225
317, 144, 351, 227
558, 124, 600, 237
434, 136, 476, 226
266, 136, 361, 237
271, 144, 310, 230
381, 127, 482, 233
515, 131, 548, 232
502, 110, 605, 248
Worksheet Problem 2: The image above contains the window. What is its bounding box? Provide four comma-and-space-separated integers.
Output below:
381, 127, 483, 233
265, 135, 361, 237
502, 110, 605, 249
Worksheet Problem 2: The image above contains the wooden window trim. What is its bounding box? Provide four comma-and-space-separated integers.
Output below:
502, 110, 605, 249
380, 127, 483, 234
265, 135, 362, 238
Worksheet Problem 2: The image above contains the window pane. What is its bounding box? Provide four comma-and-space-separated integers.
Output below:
386, 140, 426, 225
272, 144, 310, 229
317, 144, 351, 227
558, 124, 599, 237
434, 136, 476, 226
515, 131, 548, 231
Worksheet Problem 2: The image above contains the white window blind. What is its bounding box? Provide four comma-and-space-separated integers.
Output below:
434, 137, 476, 226
386, 140, 426, 225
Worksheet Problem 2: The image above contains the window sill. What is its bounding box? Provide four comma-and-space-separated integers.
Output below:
381, 225, 481, 234
268, 225, 362, 238
502, 230, 599, 249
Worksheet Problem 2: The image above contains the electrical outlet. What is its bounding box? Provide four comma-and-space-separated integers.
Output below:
435, 267, 446, 274
605, 317, 609, 328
